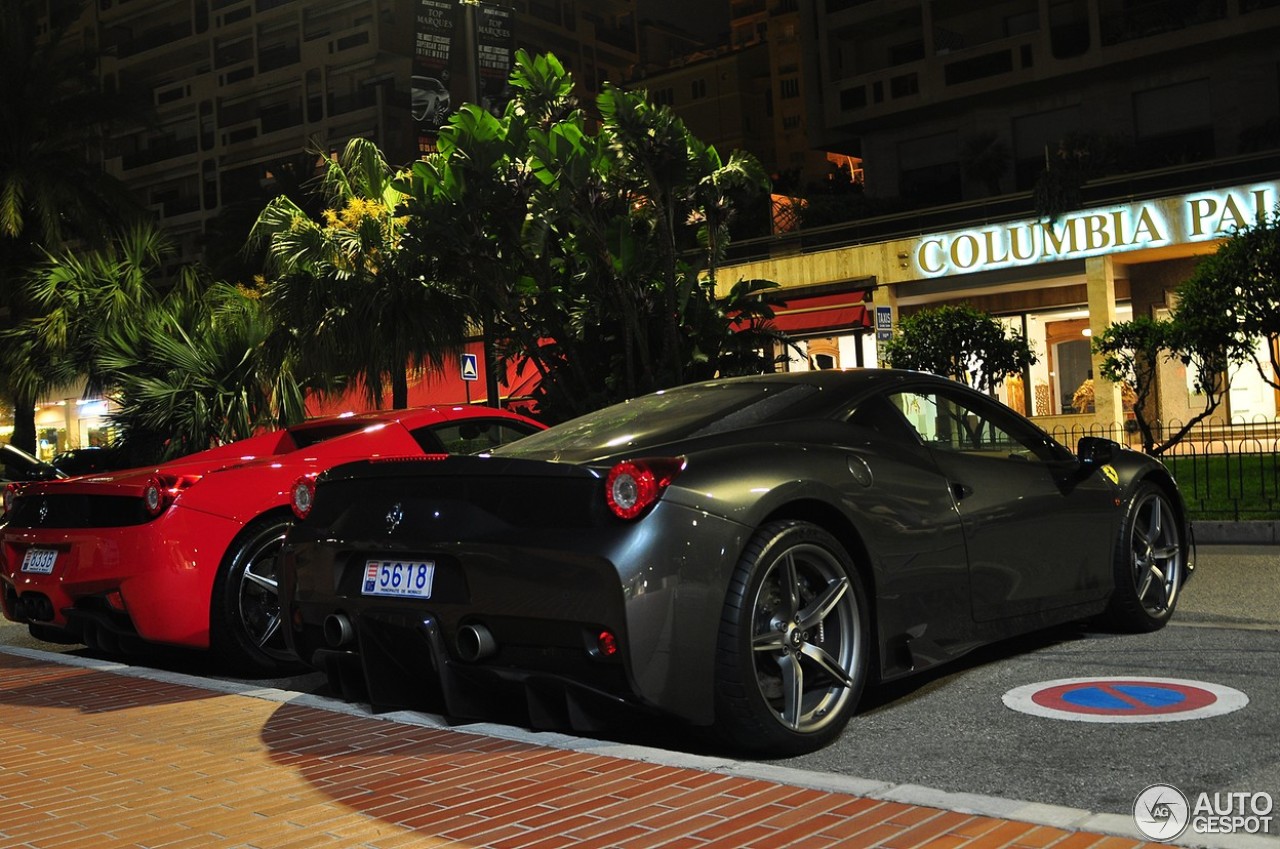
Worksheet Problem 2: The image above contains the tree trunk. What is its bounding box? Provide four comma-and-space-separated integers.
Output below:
9, 390, 37, 454
391, 365, 409, 410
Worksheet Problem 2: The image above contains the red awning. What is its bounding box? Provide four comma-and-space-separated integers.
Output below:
768, 291, 872, 335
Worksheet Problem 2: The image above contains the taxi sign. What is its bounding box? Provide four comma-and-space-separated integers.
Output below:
1003, 677, 1248, 723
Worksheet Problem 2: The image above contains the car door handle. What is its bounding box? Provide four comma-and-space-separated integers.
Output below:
951, 481, 974, 500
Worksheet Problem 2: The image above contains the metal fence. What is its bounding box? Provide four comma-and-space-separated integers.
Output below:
1043, 418, 1280, 520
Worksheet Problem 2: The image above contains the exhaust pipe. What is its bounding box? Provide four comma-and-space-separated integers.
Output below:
323, 613, 355, 647
456, 623, 497, 662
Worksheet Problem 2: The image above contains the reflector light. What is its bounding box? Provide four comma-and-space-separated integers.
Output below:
596, 630, 619, 657
604, 457, 685, 520
291, 475, 317, 520
106, 590, 127, 612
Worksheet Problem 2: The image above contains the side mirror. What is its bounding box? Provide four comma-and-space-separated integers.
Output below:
1077, 435, 1121, 466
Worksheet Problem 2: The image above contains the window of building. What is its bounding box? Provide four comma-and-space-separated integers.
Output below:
779, 77, 800, 99
691, 78, 707, 99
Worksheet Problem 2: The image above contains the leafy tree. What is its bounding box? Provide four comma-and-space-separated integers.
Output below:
251, 138, 469, 409
1094, 288, 1246, 457
0, 0, 148, 451
100, 277, 311, 458
397, 50, 779, 423
4, 224, 312, 460
4, 227, 170, 413
1186, 208, 1280, 392
883, 303, 1037, 393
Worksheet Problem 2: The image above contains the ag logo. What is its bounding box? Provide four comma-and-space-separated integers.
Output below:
1134, 783, 1190, 841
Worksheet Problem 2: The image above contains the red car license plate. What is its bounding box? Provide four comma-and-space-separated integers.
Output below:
20, 548, 58, 574
361, 560, 436, 598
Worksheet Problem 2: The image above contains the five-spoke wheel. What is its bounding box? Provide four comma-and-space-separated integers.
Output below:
716, 521, 869, 754
1105, 482, 1186, 632
211, 516, 302, 674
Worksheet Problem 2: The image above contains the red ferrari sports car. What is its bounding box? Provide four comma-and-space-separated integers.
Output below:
0, 406, 542, 673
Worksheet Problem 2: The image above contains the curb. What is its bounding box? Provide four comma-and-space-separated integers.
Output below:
1192, 521, 1280, 545
4, 644, 1274, 849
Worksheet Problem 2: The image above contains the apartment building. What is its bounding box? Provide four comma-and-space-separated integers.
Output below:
722, 0, 1280, 431
78, 0, 638, 267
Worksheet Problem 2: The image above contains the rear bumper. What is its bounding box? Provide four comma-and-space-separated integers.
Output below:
0, 508, 241, 648
283, 500, 751, 729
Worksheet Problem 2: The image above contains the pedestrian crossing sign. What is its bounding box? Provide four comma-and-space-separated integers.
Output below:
461, 353, 479, 381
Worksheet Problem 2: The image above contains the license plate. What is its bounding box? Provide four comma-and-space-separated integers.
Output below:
361, 559, 436, 599
21, 548, 58, 574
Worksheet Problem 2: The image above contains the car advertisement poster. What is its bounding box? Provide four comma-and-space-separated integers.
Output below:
414, 0, 457, 149
476, 3, 514, 117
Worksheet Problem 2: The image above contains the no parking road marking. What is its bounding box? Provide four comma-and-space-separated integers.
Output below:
1003, 677, 1249, 722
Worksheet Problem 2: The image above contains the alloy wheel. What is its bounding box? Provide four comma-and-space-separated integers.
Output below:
749, 542, 863, 735
236, 528, 288, 656
1128, 491, 1183, 618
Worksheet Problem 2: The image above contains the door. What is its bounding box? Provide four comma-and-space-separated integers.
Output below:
887, 386, 1117, 621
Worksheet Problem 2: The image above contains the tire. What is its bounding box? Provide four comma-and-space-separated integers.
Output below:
714, 520, 870, 755
210, 515, 306, 675
1102, 482, 1186, 632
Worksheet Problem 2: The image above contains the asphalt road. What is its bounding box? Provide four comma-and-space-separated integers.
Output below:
2, 544, 1276, 840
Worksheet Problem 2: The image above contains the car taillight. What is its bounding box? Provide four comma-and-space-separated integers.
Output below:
291, 475, 317, 520
142, 476, 166, 516
605, 457, 685, 520
2, 483, 19, 515
141, 474, 201, 518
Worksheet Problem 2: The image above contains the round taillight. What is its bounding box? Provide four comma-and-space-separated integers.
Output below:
142, 477, 166, 517
604, 457, 685, 520
596, 630, 619, 657
291, 476, 316, 520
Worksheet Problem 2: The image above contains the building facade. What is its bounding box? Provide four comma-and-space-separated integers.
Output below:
716, 0, 1280, 438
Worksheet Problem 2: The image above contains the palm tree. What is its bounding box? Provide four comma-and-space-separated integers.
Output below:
4, 226, 170, 411
251, 138, 469, 409
4, 224, 310, 460
0, 0, 147, 451
100, 276, 313, 458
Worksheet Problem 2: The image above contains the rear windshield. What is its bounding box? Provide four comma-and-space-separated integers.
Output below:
494, 382, 821, 461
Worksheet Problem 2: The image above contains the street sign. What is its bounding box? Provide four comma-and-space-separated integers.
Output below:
461, 353, 479, 381
875, 305, 893, 341
1003, 677, 1248, 723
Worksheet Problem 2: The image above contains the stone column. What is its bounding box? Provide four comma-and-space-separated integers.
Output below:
1086, 255, 1124, 434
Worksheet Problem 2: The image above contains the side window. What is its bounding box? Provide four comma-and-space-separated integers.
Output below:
888, 390, 1053, 462
413, 420, 539, 455
844, 395, 922, 446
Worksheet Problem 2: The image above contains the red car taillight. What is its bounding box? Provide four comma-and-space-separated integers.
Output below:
141, 474, 202, 518
604, 457, 685, 520
291, 474, 317, 520
142, 476, 167, 516
2, 483, 19, 515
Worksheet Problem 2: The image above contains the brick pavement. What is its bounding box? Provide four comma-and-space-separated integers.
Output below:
0, 649, 1183, 849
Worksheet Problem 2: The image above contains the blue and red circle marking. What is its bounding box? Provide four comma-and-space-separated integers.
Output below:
1003, 677, 1248, 723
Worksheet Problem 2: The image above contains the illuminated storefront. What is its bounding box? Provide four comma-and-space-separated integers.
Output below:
726, 179, 1280, 431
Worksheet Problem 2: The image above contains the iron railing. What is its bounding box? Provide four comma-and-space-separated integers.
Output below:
1044, 417, 1280, 521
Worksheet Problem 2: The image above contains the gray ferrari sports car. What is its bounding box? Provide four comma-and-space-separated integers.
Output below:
280, 369, 1192, 754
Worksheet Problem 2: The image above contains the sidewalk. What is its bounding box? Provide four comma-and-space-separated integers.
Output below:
0, 647, 1183, 849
